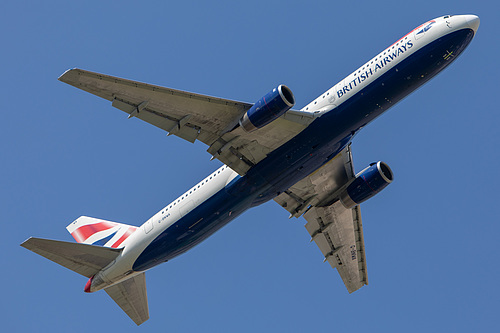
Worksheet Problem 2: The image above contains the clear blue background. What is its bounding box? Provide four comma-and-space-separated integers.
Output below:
2, 1, 498, 332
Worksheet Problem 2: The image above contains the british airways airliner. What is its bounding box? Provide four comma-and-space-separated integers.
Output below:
22, 14, 479, 325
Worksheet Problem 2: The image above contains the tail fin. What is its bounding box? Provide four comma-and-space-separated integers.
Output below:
67, 216, 138, 248
21, 237, 121, 277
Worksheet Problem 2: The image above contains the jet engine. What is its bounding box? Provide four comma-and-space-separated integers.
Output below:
339, 161, 394, 209
239, 85, 295, 132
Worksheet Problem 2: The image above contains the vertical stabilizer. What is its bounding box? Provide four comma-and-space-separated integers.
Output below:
67, 216, 138, 248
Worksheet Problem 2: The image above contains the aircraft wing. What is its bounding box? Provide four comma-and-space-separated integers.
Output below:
274, 145, 368, 293
59, 69, 314, 175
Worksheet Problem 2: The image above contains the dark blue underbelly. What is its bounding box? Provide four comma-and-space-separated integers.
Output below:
132, 28, 474, 272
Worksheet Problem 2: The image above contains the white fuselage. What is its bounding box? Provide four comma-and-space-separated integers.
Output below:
88, 14, 479, 292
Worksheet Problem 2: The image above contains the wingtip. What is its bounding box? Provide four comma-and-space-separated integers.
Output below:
135, 316, 150, 326
20, 237, 33, 248
58, 68, 80, 82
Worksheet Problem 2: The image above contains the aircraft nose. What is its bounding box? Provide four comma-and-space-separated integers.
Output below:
465, 15, 480, 33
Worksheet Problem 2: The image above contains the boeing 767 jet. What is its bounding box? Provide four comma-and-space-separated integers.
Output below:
22, 14, 479, 325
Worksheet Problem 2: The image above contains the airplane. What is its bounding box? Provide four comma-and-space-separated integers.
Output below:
21, 14, 479, 325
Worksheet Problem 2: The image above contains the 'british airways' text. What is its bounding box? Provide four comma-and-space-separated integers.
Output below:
337, 40, 414, 98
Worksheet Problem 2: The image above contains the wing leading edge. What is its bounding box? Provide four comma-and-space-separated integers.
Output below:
274, 145, 368, 293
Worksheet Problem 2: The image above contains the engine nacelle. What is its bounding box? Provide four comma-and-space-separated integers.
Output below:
239, 85, 295, 132
339, 161, 394, 209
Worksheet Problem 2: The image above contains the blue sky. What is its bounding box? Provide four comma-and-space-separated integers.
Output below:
2, 1, 498, 332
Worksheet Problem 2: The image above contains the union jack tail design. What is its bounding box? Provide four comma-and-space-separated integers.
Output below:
66, 216, 138, 248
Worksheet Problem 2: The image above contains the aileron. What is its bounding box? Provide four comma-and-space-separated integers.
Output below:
304, 202, 368, 293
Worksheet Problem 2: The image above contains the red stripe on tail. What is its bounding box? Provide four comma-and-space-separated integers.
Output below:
71, 222, 117, 243
111, 226, 138, 248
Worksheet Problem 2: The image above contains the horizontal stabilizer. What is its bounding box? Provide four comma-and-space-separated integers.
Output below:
105, 273, 149, 325
21, 237, 122, 278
